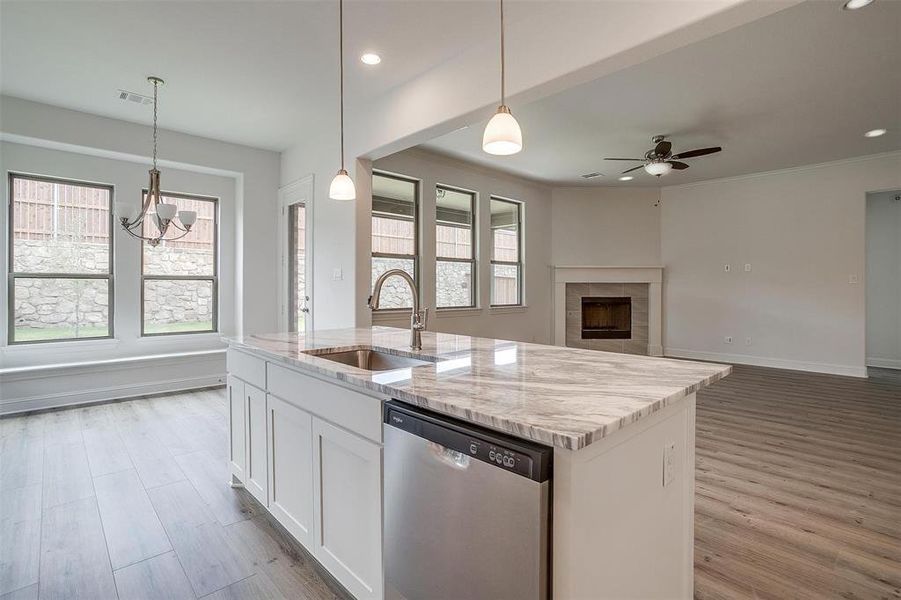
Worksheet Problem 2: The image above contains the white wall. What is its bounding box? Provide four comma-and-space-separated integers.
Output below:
866, 190, 901, 369
551, 187, 661, 266
371, 148, 553, 344
661, 152, 901, 377
0, 97, 280, 413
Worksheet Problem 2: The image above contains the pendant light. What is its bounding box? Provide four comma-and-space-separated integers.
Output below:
329, 0, 356, 200
482, 0, 523, 156
116, 76, 197, 246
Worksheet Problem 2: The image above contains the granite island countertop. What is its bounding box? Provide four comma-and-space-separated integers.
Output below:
226, 327, 731, 450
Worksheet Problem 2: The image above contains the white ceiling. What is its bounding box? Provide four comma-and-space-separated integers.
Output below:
0, 0, 499, 151
422, 0, 901, 186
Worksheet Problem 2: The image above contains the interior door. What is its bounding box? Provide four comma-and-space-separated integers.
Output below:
278, 176, 314, 334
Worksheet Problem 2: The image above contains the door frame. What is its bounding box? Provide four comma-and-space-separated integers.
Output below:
278, 175, 314, 333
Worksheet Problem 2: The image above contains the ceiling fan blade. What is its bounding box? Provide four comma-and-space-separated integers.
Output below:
654, 140, 672, 157
671, 146, 722, 160
581, 172, 603, 179
604, 157, 644, 161
621, 165, 644, 174
668, 161, 689, 170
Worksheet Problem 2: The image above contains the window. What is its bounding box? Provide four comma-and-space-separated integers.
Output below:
288, 202, 308, 332
371, 172, 418, 310
141, 191, 217, 335
436, 186, 476, 308
8, 173, 114, 344
490, 197, 523, 306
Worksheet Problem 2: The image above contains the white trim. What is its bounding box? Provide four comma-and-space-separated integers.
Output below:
662, 150, 901, 192
488, 305, 529, 314
866, 357, 901, 370
278, 175, 315, 334
0, 375, 224, 415
434, 307, 483, 318
664, 347, 867, 378
1, 337, 121, 354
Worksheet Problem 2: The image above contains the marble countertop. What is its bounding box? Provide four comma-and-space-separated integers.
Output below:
226, 327, 731, 450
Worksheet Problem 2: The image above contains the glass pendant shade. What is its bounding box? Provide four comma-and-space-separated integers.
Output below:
482, 105, 523, 156
178, 210, 198, 226
644, 161, 673, 176
156, 202, 177, 221
329, 169, 356, 200
115, 201, 136, 221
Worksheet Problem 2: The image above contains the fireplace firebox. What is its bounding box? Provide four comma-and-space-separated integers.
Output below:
581, 297, 631, 339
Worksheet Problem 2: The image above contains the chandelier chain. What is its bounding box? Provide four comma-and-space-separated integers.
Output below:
152, 78, 159, 171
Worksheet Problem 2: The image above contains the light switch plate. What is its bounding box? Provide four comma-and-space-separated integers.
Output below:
663, 442, 676, 487
332, 267, 343, 281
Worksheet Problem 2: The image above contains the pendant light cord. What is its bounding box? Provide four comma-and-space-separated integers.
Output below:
500, 0, 506, 106
152, 79, 159, 171
339, 0, 346, 170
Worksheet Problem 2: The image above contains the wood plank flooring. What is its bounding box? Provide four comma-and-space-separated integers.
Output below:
1, 366, 898, 599
694, 366, 901, 600
0, 388, 344, 600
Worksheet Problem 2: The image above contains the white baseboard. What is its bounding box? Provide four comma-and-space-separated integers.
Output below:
866, 357, 901, 370
1, 375, 225, 415
664, 347, 867, 378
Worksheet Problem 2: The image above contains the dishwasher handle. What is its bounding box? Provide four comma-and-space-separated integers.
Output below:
385, 400, 552, 483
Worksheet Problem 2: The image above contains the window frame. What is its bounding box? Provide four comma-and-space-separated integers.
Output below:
435, 183, 477, 310
140, 189, 219, 337
370, 170, 420, 313
489, 196, 524, 307
7, 172, 116, 345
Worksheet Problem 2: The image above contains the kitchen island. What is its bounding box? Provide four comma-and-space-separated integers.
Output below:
225, 327, 730, 600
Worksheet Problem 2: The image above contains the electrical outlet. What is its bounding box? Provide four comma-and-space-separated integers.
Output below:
663, 442, 676, 487
744, 263, 752, 272
849, 274, 859, 284
332, 267, 343, 281
745, 336, 752, 346
724, 264, 731, 272
724, 336, 733, 344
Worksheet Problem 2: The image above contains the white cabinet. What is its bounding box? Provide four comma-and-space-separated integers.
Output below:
311, 417, 383, 600
227, 375, 246, 482
245, 383, 269, 505
267, 394, 314, 548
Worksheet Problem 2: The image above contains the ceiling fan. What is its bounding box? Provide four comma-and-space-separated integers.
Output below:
585, 135, 722, 178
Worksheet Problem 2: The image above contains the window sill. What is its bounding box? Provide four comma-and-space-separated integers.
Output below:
2, 337, 121, 353
488, 305, 529, 315
435, 307, 482, 318
135, 332, 225, 344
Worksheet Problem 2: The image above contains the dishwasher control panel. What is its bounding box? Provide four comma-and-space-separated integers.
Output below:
385, 401, 552, 482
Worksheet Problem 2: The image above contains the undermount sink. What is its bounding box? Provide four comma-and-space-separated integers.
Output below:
310, 349, 435, 371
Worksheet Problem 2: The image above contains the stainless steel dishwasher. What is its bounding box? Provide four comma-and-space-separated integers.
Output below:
384, 400, 552, 600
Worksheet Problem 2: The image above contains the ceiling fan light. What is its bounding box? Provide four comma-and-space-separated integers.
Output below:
644, 161, 673, 177
843, 0, 874, 10
329, 169, 356, 200
483, 106, 522, 156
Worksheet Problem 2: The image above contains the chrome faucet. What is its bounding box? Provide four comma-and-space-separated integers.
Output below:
368, 269, 428, 350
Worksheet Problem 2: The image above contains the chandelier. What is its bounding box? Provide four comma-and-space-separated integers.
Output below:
116, 76, 197, 246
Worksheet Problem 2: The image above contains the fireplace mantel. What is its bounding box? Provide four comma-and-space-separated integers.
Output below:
553, 266, 663, 356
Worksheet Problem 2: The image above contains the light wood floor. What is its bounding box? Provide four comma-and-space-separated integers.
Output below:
0, 388, 344, 600
694, 366, 901, 600
1, 366, 898, 600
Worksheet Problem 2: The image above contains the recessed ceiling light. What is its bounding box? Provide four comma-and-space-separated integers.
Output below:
843, 0, 874, 9
864, 128, 887, 138
361, 53, 381, 65
619, 176, 634, 181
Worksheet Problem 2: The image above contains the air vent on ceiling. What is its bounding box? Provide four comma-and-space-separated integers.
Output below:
117, 89, 153, 105
581, 172, 604, 179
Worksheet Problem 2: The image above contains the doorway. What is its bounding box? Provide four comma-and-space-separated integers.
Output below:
278, 176, 314, 333
865, 190, 901, 373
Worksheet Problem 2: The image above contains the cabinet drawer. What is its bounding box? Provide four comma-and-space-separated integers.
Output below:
227, 348, 266, 390
267, 363, 382, 443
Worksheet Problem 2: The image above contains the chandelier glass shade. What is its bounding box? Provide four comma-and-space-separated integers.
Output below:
117, 76, 197, 246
